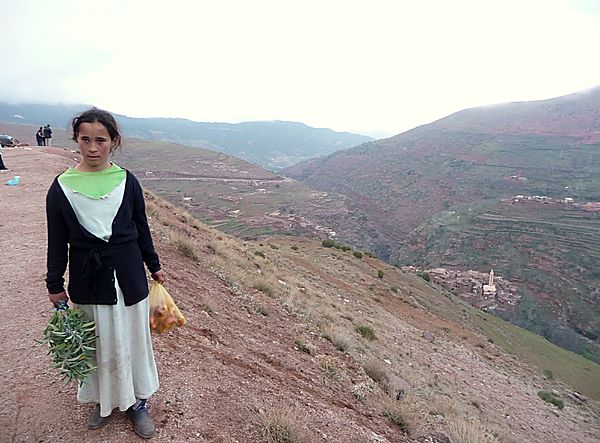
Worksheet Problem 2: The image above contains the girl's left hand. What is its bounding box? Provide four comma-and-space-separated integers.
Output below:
151, 270, 167, 284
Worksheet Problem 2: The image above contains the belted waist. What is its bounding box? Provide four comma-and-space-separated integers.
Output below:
82, 247, 112, 278
76, 241, 137, 296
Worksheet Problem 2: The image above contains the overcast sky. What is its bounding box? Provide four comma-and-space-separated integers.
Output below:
2, 0, 600, 137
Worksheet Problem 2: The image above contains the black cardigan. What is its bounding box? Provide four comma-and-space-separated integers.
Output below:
46, 170, 161, 306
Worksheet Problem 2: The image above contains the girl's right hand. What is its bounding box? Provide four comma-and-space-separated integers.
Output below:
48, 291, 69, 307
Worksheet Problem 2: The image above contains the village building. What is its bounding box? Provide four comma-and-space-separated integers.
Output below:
410, 267, 520, 313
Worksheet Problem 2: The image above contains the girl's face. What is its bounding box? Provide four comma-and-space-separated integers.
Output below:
76, 121, 115, 171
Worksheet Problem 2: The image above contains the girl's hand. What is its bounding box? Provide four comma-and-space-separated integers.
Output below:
48, 291, 69, 307
151, 270, 167, 284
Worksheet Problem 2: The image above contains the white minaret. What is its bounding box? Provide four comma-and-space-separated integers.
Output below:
483, 269, 497, 298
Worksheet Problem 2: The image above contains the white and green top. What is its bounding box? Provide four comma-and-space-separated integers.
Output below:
58, 164, 126, 242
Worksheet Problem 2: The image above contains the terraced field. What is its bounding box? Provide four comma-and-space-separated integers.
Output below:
402, 201, 600, 362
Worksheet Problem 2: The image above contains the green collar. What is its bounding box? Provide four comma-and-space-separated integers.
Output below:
58, 164, 126, 199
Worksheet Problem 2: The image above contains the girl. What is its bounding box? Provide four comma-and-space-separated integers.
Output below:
46, 107, 165, 439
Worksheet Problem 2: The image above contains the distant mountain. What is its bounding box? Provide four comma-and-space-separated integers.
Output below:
0, 102, 372, 170
283, 86, 600, 362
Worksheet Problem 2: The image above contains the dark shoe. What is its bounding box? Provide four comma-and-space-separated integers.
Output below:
127, 406, 156, 439
88, 404, 110, 429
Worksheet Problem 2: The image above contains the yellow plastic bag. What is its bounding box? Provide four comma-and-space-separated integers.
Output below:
149, 282, 187, 333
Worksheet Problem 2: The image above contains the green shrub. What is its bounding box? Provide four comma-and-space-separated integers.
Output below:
355, 325, 376, 341
254, 250, 266, 258
322, 239, 335, 248
542, 369, 554, 380
270, 244, 279, 250
353, 251, 363, 259
419, 272, 430, 282
377, 269, 385, 279
538, 390, 564, 409
290, 245, 299, 251
341, 245, 352, 252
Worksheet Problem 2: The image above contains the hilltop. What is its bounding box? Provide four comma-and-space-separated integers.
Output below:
1, 145, 599, 442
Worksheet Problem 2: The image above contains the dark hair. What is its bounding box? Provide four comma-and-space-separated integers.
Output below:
71, 107, 122, 151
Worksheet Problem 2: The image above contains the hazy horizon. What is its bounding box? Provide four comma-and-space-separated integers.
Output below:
2, 0, 600, 136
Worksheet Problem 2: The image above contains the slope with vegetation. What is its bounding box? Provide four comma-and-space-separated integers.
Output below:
2, 146, 599, 443
282, 87, 600, 362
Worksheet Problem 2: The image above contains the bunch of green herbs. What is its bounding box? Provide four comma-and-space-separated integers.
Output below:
39, 302, 97, 384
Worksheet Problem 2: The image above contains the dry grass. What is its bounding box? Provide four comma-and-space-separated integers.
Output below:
363, 358, 389, 388
259, 407, 306, 443
446, 415, 501, 443
252, 278, 275, 297
178, 210, 194, 224
382, 401, 409, 434
381, 393, 428, 437
169, 230, 199, 261
316, 354, 341, 380
145, 199, 158, 216
320, 322, 351, 352
204, 241, 218, 255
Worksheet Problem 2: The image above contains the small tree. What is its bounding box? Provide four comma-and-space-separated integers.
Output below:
322, 239, 335, 248
377, 269, 385, 279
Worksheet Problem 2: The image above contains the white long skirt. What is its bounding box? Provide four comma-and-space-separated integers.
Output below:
75, 276, 159, 418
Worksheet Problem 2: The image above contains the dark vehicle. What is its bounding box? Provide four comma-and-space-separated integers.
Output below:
0, 134, 17, 147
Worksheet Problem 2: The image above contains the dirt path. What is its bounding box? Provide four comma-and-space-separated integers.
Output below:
0, 147, 408, 443
140, 177, 287, 183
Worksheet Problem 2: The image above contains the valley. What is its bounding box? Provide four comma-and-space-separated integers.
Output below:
2, 88, 598, 365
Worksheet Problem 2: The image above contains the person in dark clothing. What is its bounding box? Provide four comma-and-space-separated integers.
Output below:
43, 124, 53, 146
0, 143, 7, 170
46, 108, 166, 439
36, 127, 44, 146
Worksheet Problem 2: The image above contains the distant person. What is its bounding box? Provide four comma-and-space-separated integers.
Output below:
43, 124, 53, 146
0, 143, 7, 170
46, 107, 166, 439
36, 127, 44, 146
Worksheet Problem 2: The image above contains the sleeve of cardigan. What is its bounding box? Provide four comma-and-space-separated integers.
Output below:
46, 180, 68, 294
131, 173, 161, 274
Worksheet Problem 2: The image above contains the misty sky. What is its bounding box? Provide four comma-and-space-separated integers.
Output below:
2, 0, 600, 137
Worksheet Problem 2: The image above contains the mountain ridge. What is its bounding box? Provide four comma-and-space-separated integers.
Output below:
0, 101, 372, 170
